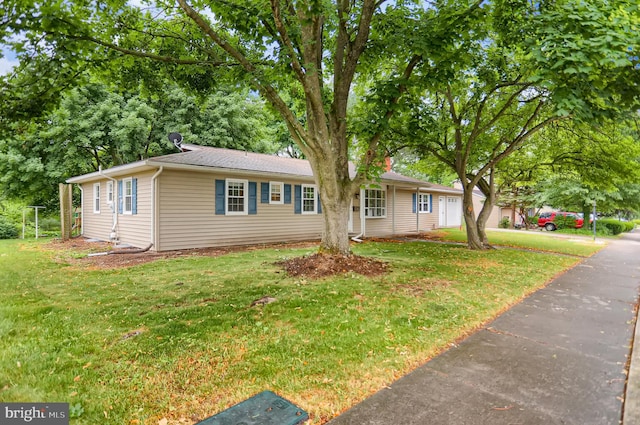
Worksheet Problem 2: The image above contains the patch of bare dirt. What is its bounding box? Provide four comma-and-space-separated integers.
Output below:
276, 253, 388, 278
46, 237, 319, 269
47, 238, 389, 278
368, 231, 449, 243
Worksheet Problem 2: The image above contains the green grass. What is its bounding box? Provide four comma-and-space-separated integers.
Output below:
0, 236, 601, 424
436, 228, 605, 257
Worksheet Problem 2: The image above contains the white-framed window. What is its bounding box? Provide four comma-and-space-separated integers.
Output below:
418, 193, 430, 213
106, 181, 114, 206
93, 183, 100, 214
365, 188, 386, 218
123, 178, 133, 214
226, 179, 248, 215
301, 184, 317, 214
270, 181, 284, 204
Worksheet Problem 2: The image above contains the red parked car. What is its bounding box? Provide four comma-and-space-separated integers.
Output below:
538, 212, 584, 231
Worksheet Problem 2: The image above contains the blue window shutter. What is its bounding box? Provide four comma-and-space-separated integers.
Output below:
118, 180, 123, 214
215, 179, 225, 215
294, 185, 301, 214
132, 178, 138, 215
261, 182, 269, 203
412, 193, 417, 213
429, 194, 433, 213
317, 192, 322, 214
249, 182, 257, 214
284, 184, 292, 204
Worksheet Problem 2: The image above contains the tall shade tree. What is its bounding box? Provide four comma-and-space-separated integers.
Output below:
1, 0, 486, 254
3, 0, 639, 252
378, 0, 640, 249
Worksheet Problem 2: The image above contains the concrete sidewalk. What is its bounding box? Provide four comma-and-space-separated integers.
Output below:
328, 232, 640, 425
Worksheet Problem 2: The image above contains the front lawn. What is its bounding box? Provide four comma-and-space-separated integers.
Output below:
0, 236, 601, 424
435, 228, 605, 257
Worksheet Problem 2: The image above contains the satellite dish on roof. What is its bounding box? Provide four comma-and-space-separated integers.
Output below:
168, 132, 183, 151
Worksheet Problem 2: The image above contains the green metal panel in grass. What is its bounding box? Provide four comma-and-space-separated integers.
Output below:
195, 390, 308, 425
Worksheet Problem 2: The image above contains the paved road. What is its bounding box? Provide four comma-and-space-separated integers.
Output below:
328, 232, 640, 425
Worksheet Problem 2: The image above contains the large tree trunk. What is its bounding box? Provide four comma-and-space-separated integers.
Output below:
318, 189, 352, 254
477, 193, 496, 248
462, 177, 496, 250
308, 149, 355, 255
462, 184, 486, 249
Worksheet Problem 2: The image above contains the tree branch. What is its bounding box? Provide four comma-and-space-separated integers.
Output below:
270, 0, 306, 81
175, 0, 311, 155
468, 76, 524, 142
354, 54, 422, 186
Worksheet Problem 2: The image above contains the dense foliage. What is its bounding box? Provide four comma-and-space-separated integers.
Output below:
1, 0, 639, 249
0, 84, 281, 206
0, 216, 18, 239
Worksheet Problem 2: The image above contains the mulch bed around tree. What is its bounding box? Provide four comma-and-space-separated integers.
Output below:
276, 253, 388, 278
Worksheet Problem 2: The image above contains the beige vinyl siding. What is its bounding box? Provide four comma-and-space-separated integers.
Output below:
471, 194, 502, 228
359, 186, 395, 237
156, 170, 324, 251
361, 188, 438, 237
116, 171, 153, 248
343, 189, 439, 238
81, 179, 115, 241
79, 173, 153, 248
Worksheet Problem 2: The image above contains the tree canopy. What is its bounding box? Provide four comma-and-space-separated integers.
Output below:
1, 0, 639, 251
0, 84, 279, 207
375, 0, 640, 248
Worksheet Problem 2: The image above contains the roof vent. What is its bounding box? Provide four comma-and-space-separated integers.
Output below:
168, 132, 184, 151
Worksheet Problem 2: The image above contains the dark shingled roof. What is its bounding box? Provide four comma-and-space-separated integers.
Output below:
148, 144, 315, 176
147, 144, 460, 192
68, 144, 461, 193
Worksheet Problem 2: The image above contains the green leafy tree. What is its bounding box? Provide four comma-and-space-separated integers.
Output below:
382, 0, 640, 249
2, 0, 639, 253
0, 83, 278, 206
0, 0, 489, 255
527, 117, 640, 218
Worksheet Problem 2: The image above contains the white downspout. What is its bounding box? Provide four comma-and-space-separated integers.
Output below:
351, 188, 366, 242
416, 187, 420, 234
78, 185, 84, 236
150, 167, 164, 251
98, 166, 118, 242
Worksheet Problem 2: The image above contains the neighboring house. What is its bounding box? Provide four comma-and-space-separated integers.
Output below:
470, 189, 542, 228
452, 183, 502, 228
66, 144, 463, 251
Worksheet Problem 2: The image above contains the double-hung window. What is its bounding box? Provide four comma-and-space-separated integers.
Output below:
418, 193, 430, 213
301, 184, 317, 214
364, 188, 386, 218
123, 178, 133, 214
270, 182, 284, 204
106, 181, 114, 207
226, 179, 248, 215
93, 183, 100, 214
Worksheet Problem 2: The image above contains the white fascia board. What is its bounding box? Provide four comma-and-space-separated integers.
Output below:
145, 160, 317, 182
66, 161, 156, 184
382, 181, 463, 195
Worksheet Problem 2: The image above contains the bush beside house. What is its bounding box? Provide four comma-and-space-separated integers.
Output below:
0, 216, 18, 239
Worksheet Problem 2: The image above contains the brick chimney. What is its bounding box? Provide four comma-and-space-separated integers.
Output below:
384, 156, 391, 172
